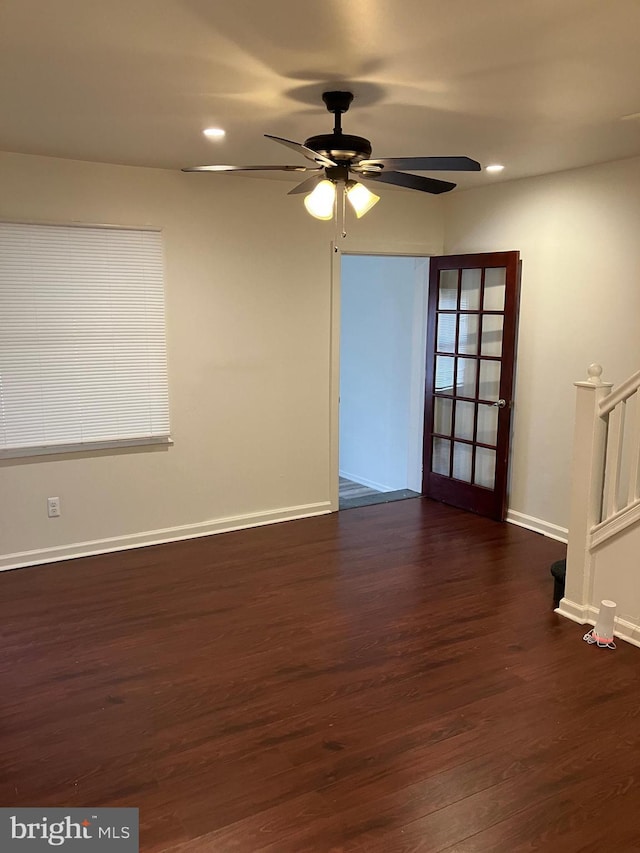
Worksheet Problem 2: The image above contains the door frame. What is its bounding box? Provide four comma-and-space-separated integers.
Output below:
329, 242, 434, 511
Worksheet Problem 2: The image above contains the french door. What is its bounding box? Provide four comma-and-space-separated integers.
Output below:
422, 252, 521, 520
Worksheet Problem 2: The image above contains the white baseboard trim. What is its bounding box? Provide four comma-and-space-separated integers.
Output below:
0, 501, 333, 572
506, 509, 568, 543
338, 470, 394, 493
610, 615, 640, 649
556, 598, 640, 649
555, 597, 590, 624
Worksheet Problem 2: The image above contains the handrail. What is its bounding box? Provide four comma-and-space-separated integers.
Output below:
599, 368, 640, 416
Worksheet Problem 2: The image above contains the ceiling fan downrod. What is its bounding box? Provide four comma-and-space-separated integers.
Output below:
322, 91, 354, 135
304, 91, 372, 165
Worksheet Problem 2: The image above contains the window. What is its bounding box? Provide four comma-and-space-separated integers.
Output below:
0, 222, 170, 458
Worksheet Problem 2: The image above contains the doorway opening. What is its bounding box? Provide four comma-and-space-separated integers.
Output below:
339, 254, 429, 510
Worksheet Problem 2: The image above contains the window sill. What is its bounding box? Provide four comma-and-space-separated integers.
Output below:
0, 436, 173, 460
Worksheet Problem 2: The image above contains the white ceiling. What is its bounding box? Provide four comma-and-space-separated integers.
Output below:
2, 0, 640, 191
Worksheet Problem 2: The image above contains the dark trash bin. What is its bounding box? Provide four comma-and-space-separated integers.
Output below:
550, 559, 566, 608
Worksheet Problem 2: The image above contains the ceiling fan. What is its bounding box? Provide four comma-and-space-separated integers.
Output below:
182, 91, 481, 221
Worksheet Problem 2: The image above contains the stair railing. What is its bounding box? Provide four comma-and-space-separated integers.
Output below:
563, 364, 640, 613
596, 367, 640, 531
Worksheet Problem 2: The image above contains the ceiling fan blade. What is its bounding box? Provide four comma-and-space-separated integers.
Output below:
287, 174, 325, 196
182, 164, 320, 173
265, 134, 337, 168
361, 170, 456, 194
358, 156, 481, 172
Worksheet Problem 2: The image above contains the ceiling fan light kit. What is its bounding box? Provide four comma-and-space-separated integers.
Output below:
183, 91, 482, 226
304, 179, 336, 220
345, 180, 380, 218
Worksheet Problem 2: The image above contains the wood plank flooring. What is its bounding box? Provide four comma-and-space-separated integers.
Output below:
1, 498, 639, 852
339, 477, 381, 500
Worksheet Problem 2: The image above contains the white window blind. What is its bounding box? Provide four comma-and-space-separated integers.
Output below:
0, 222, 170, 457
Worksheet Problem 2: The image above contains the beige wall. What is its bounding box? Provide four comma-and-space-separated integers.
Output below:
0, 151, 444, 567
444, 156, 640, 532
4, 149, 640, 568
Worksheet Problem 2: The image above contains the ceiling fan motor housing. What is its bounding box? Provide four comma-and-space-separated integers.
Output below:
304, 133, 372, 165
306, 91, 372, 165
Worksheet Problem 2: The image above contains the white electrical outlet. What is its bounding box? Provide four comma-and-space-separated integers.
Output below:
47, 496, 61, 518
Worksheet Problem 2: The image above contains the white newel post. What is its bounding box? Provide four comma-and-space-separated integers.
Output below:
561, 364, 613, 617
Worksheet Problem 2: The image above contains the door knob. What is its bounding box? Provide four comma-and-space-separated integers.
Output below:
492, 399, 506, 408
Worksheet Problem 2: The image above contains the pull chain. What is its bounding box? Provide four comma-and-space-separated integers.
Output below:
342, 184, 347, 239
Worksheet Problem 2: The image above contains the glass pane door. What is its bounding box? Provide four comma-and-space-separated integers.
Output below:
423, 253, 520, 520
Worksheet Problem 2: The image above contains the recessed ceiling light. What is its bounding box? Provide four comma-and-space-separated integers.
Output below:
485, 164, 504, 173
203, 127, 225, 139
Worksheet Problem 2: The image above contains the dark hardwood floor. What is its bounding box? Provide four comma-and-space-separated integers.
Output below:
1, 498, 639, 852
